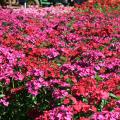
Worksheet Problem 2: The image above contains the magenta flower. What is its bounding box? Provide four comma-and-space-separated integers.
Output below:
0, 97, 9, 107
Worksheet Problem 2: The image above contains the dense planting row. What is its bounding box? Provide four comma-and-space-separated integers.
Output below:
0, 5, 120, 120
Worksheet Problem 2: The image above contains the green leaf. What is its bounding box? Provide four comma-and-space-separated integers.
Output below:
94, 3, 99, 8
2, 22, 8, 26
60, 56, 67, 61
101, 99, 108, 109
57, 63, 62, 67
82, 98, 88, 103
109, 93, 117, 99
32, 96, 37, 104
66, 78, 73, 84
97, 99, 108, 112
0, 94, 5, 98
109, 93, 120, 100
75, 57, 81, 61
95, 74, 103, 81
99, 46, 104, 51
117, 96, 120, 100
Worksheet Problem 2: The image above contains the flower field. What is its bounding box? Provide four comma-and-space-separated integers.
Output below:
0, 3, 120, 120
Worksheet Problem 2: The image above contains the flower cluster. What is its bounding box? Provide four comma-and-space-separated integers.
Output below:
0, 3, 120, 120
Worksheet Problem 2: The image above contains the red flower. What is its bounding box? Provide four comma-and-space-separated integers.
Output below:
63, 98, 70, 105
10, 86, 25, 94
82, 104, 90, 113
73, 104, 82, 113
79, 117, 90, 120
91, 106, 97, 112
100, 91, 109, 100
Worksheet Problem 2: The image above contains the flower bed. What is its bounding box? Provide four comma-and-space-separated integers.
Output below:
0, 5, 120, 120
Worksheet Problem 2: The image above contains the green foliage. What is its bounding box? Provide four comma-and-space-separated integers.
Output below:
109, 93, 120, 100
95, 74, 103, 81
0, 94, 5, 98
97, 99, 108, 112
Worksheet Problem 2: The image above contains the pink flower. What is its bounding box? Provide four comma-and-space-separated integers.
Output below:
34, 69, 44, 77
100, 91, 109, 100
95, 66, 100, 70
17, 73, 24, 81
63, 98, 70, 105
52, 89, 68, 99
5, 78, 10, 85
0, 98, 9, 107
46, 48, 59, 59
